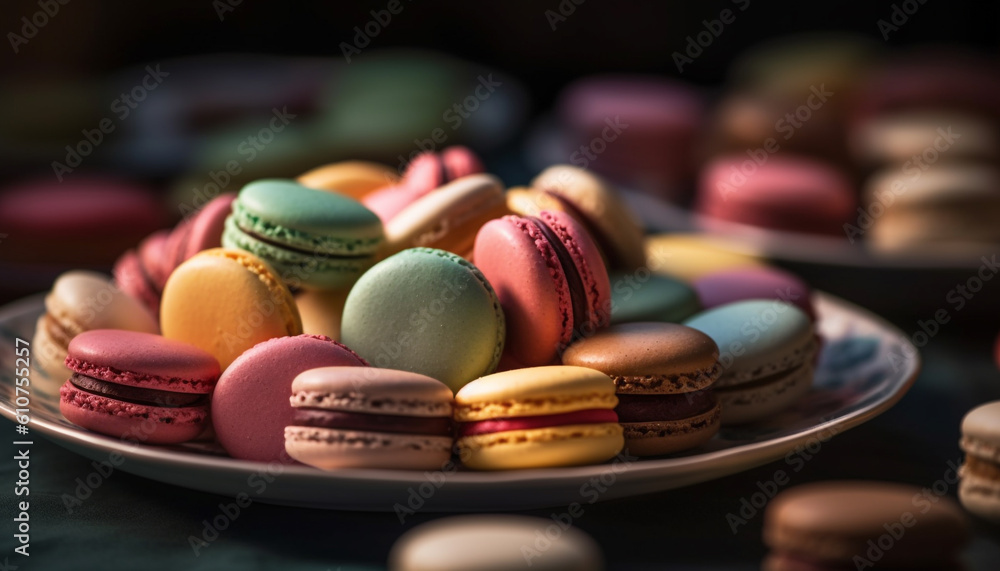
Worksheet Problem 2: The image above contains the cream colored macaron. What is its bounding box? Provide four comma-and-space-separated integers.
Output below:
959, 400, 1000, 521
454, 366, 623, 470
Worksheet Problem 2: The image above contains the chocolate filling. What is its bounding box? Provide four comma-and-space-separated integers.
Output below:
436, 155, 450, 185
527, 216, 588, 342
459, 408, 618, 438
70, 374, 207, 408
540, 189, 614, 266
615, 390, 718, 423
965, 456, 1000, 480
292, 408, 452, 437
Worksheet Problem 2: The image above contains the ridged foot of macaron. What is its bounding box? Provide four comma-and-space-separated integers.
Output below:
717, 364, 814, 425
620, 399, 721, 456
458, 423, 624, 471
285, 427, 453, 471
59, 382, 208, 444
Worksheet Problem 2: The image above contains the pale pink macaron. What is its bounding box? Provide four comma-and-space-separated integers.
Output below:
362, 146, 483, 221
696, 155, 857, 235
285, 367, 454, 470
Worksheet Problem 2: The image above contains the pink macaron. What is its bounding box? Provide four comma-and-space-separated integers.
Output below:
164, 192, 236, 276
474, 210, 611, 369
693, 267, 816, 321
696, 155, 857, 235
59, 330, 221, 444
362, 146, 483, 221
211, 334, 369, 462
113, 231, 171, 321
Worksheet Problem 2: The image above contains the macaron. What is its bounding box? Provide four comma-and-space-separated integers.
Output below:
685, 300, 817, 424
212, 334, 369, 462
763, 481, 969, 570
340, 248, 505, 392
562, 323, 721, 456
850, 112, 999, 170
474, 211, 611, 369
644, 234, 764, 282
382, 174, 509, 260
113, 230, 171, 319
33, 271, 158, 395
959, 400, 1000, 520
160, 249, 302, 369
609, 272, 701, 324
557, 74, 705, 194
222, 179, 384, 290
295, 288, 350, 340
285, 367, 453, 470
693, 267, 816, 321
864, 163, 1000, 253
297, 160, 398, 199
363, 146, 484, 222
389, 514, 604, 571
529, 165, 647, 271
165, 192, 236, 273
454, 366, 623, 470
59, 330, 220, 444
696, 155, 857, 236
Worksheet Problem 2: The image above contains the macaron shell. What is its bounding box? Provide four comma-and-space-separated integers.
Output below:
684, 300, 815, 387
45, 271, 159, 335
291, 366, 453, 416
383, 174, 509, 259
621, 398, 721, 456
454, 366, 618, 422
609, 272, 701, 324
59, 381, 208, 444
112, 250, 163, 320
31, 314, 73, 395
694, 267, 816, 321
388, 514, 604, 571
958, 471, 1000, 520
645, 234, 764, 281
297, 161, 398, 199
960, 401, 1000, 462
561, 323, 721, 395
531, 165, 646, 270
295, 288, 350, 340
340, 248, 505, 392
717, 364, 813, 425
177, 192, 237, 262
65, 329, 220, 393
212, 334, 369, 462
763, 481, 970, 566
458, 423, 624, 470
284, 426, 452, 470
160, 249, 302, 369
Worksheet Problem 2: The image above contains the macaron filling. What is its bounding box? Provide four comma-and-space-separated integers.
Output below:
230, 216, 373, 260
615, 390, 718, 423
539, 189, 616, 263
526, 216, 587, 336
292, 408, 452, 436
715, 363, 810, 392
963, 455, 1000, 480
459, 408, 618, 437
230, 200, 382, 257
69, 374, 207, 408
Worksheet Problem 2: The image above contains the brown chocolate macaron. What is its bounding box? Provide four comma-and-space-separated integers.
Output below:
562, 322, 721, 456
763, 481, 969, 571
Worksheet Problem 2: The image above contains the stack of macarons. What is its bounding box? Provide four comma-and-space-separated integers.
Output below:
42, 149, 831, 474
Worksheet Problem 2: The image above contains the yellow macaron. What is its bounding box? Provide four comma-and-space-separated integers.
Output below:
454, 366, 623, 470
160, 248, 302, 369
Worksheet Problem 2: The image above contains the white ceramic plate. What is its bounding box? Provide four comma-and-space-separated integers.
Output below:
0, 293, 917, 511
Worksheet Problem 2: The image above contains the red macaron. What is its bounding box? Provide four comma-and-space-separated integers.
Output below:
474, 210, 611, 368
59, 329, 221, 444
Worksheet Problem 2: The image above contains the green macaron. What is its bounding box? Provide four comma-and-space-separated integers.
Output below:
223, 179, 383, 290
610, 272, 701, 324
340, 247, 505, 392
